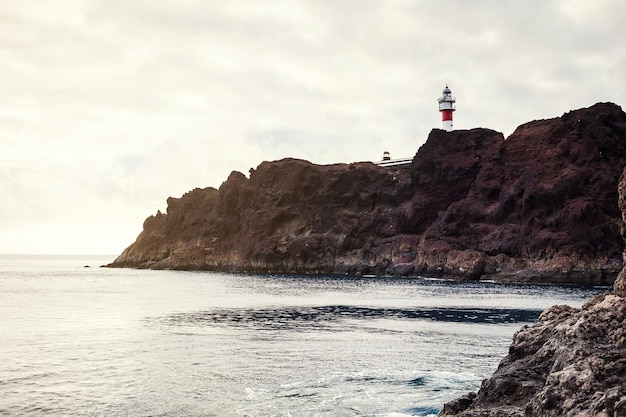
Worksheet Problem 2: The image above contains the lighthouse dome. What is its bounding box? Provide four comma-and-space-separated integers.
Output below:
442, 85, 451, 95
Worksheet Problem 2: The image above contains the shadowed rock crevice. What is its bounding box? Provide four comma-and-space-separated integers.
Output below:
109, 102, 626, 284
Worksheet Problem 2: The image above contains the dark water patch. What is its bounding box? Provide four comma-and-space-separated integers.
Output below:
407, 376, 427, 387
406, 405, 442, 415
283, 391, 319, 399
345, 375, 387, 384
157, 305, 542, 331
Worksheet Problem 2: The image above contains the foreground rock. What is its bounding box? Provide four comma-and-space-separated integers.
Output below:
440, 294, 626, 416
109, 102, 626, 284
439, 169, 626, 416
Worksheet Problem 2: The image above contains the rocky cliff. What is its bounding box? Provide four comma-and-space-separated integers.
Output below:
109, 102, 626, 284
439, 168, 626, 417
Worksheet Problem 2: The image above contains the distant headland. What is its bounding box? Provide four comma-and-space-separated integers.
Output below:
108, 102, 626, 286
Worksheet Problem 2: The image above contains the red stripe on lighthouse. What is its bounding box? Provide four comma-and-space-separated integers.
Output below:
441, 110, 453, 121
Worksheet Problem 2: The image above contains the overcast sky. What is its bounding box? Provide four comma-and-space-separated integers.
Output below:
1, 0, 625, 255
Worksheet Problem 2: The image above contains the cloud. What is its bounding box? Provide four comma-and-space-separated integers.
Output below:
0, 0, 624, 254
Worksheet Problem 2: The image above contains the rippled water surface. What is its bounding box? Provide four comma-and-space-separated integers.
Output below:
0, 255, 608, 416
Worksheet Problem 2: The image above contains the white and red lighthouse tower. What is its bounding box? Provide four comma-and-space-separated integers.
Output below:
438, 84, 456, 131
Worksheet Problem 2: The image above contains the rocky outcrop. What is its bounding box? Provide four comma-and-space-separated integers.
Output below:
439, 168, 626, 416
412, 103, 626, 284
111, 159, 404, 273
109, 102, 626, 284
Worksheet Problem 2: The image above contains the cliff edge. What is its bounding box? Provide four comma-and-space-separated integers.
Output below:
439, 168, 626, 416
109, 102, 626, 284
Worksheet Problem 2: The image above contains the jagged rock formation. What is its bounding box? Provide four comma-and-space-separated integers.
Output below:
439, 168, 626, 417
109, 102, 626, 284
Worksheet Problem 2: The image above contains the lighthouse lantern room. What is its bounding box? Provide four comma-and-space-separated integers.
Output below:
438, 85, 456, 131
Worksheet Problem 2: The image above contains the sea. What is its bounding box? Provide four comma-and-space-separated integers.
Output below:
0, 255, 609, 417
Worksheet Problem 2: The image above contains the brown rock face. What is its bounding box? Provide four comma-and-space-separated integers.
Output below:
109, 102, 626, 284
112, 159, 403, 272
438, 164, 626, 416
615, 169, 626, 297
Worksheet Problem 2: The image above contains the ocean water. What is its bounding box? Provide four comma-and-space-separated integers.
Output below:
0, 255, 609, 416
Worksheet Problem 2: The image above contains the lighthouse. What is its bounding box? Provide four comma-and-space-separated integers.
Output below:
438, 84, 456, 131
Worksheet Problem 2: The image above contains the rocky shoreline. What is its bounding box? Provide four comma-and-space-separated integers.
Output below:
439, 169, 626, 416
109, 102, 626, 286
